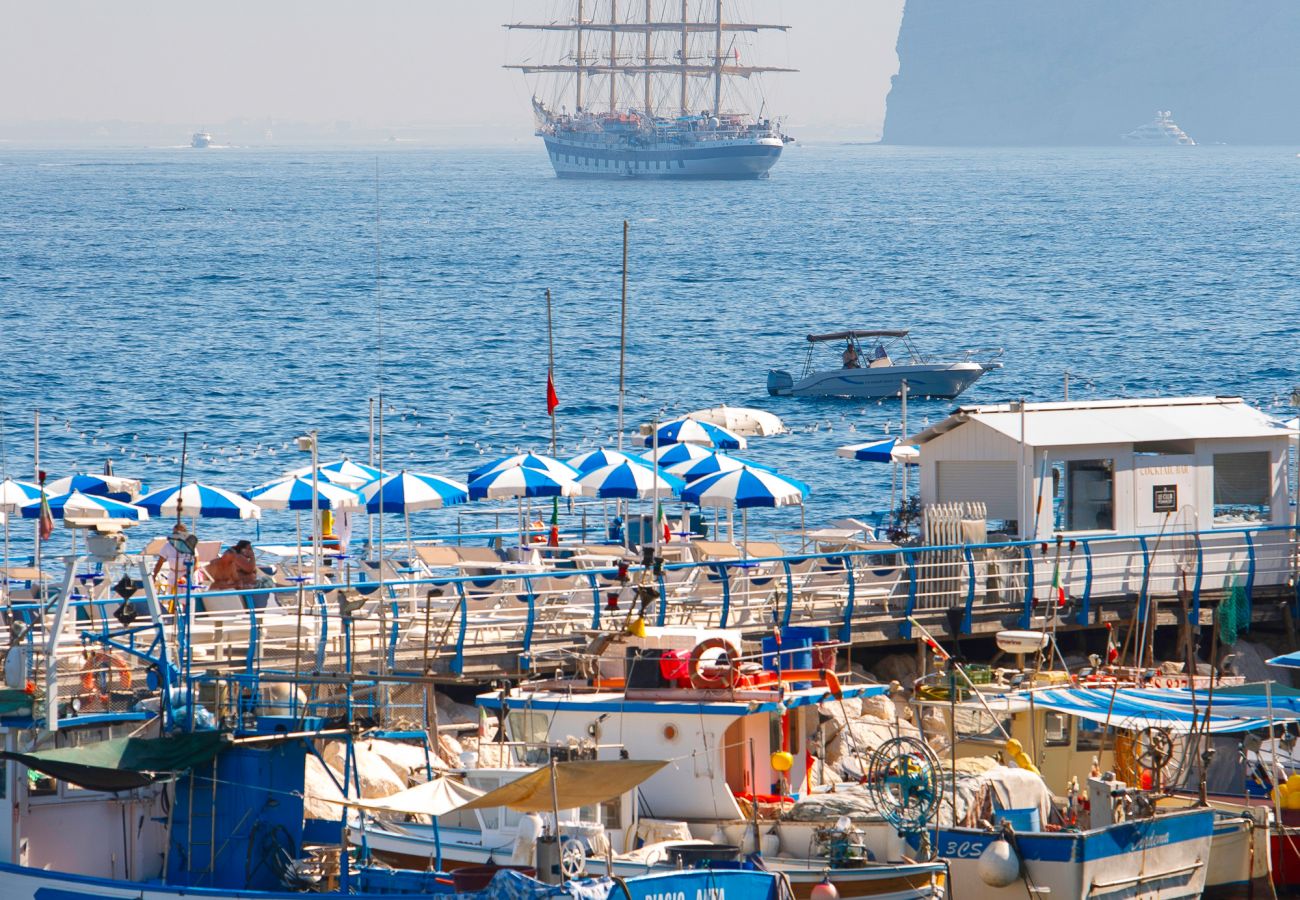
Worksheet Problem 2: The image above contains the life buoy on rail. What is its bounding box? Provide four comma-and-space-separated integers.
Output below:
688, 638, 742, 689
80, 651, 132, 704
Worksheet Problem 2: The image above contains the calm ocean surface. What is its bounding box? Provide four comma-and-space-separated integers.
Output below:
1, 142, 1297, 551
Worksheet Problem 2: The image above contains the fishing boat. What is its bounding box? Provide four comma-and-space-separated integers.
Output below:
766, 330, 1002, 399
505, 2, 795, 179
357, 625, 948, 899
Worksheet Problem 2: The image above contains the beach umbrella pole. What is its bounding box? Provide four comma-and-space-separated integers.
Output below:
2, 510, 9, 608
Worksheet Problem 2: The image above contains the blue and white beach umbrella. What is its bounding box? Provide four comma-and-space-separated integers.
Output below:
468, 453, 579, 484
836, 438, 920, 464
681, 466, 808, 510
138, 481, 262, 520
45, 472, 143, 502
566, 448, 652, 475
244, 477, 365, 512
0, 478, 42, 514
362, 471, 470, 514
638, 418, 747, 451
22, 490, 149, 522
665, 452, 776, 482
640, 443, 714, 467
578, 462, 685, 500
285, 458, 387, 489
468, 464, 579, 501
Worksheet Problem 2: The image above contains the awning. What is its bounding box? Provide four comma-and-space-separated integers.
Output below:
319, 774, 484, 817
0, 730, 227, 792
455, 759, 667, 814
1017, 687, 1300, 734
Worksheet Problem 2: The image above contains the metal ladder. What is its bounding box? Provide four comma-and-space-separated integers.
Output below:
184, 759, 219, 883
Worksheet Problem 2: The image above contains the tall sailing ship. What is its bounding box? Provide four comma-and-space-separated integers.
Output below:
505, 1, 795, 179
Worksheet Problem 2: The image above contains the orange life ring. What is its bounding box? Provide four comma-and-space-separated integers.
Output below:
688, 638, 742, 689
80, 651, 132, 703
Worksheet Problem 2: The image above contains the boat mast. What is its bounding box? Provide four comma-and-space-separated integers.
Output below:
643, 0, 653, 115
712, 0, 723, 115
609, 0, 618, 111
576, 0, 585, 110
680, 0, 689, 114
617, 220, 628, 451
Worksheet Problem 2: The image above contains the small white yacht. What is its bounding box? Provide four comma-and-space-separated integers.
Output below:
767, 329, 1002, 400
190, 131, 213, 148
1122, 111, 1196, 145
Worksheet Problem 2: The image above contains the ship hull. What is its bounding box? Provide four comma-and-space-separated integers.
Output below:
542, 135, 783, 180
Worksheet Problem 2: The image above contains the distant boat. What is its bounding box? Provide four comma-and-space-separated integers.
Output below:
1122, 110, 1195, 145
767, 329, 1003, 399
190, 131, 213, 149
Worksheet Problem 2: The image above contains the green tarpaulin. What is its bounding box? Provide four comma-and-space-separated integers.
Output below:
0, 730, 227, 792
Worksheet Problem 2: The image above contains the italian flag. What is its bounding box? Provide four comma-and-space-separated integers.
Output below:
37, 487, 54, 542
1052, 561, 1066, 608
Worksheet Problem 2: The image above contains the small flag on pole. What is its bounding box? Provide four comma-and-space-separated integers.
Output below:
546, 370, 559, 416
37, 488, 54, 542
657, 502, 670, 543
1051, 560, 1066, 607
548, 497, 560, 547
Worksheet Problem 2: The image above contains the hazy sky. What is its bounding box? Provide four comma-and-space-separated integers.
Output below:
1, 1, 903, 140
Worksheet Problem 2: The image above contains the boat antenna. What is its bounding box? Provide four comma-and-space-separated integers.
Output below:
176, 432, 188, 525
375, 157, 385, 565
617, 220, 628, 450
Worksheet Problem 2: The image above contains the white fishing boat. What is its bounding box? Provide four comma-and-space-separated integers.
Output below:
767, 330, 1002, 399
357, 626, 948, 899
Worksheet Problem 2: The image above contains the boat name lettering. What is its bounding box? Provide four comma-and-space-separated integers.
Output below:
942, 839, 984, 859
1134, 831, 1171, 850
643, 891, 722, 900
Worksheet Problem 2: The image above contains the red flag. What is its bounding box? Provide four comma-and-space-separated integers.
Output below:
546, 369, 559, 416
37, 489, 54, 541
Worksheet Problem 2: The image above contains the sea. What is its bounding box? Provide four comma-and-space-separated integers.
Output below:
1, 142, 1297, 554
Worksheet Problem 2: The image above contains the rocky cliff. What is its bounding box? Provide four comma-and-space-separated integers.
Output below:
884, 1, 1300, 145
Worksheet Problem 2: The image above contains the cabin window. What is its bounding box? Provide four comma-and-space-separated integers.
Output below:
1061, 459, 1114, 531
953, 706, 1011, 744
1075, 719, 1110, 752
1213, 451, 1271, 524
1044, 711, 1070, 747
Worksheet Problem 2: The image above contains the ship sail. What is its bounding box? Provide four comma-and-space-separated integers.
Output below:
505, 1, 795, 180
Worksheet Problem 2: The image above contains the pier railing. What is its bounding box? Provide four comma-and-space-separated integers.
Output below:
12, 524, 1297, 724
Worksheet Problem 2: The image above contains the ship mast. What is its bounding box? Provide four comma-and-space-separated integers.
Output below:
505, 1, 794, 117
713, 0, 723, 115
643, 0, 653, 115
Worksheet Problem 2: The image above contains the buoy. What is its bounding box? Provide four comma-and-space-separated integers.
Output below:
771, 750, 794, 772
628, 617, 647, 638
1005, 738, 1041, 776
810, 879, 839, 900
977, 838, 1020, 887
761, 829, 781, 856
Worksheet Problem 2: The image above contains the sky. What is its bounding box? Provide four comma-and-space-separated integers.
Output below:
0, 1, 904, 143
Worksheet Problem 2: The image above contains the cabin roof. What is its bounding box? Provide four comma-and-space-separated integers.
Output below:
807, 329, 908, 342
910, 396, 1296, 448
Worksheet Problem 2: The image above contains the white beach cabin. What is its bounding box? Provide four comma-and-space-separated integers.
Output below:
909, 396, 1297, 594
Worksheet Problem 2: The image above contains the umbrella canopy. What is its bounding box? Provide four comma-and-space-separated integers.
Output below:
638, 418, 746, 450
138, 481, 262, 520
468, 453, 579, 484
640, 443, 715, 467
362, 471, 470, 513
578, 462, 685, 500
244, 476, 365, 512
836, 437, 920, 464
456, 759, 668, 814
682, 405, 786, 437
566, 448, 652, 475
21, 490, 149, 522
284, 458, 387, 489
665, 452, 776, 482
681, 466, 808, 509
0, 479, 41, 514
45, 472, 143, 502
468, 464, 580, 501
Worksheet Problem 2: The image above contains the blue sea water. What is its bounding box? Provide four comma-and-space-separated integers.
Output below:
0, 142, 1297, 553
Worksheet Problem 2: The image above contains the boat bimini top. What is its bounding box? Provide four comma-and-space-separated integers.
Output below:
806, 329, 909, 343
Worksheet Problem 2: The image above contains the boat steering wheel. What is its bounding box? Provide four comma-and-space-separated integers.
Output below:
1132, 726, 1175, 774
559, 836, 587, 879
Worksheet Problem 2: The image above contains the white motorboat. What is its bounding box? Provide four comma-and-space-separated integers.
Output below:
190, 131, 213, 148
1122, 111, 1196, 146
767, 329, 1002, 399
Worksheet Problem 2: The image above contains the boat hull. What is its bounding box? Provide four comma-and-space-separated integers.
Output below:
360, 824, 945, 899
934, 808, 1213, 900
542, 135, 783, 180
768, 362, 990, 399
